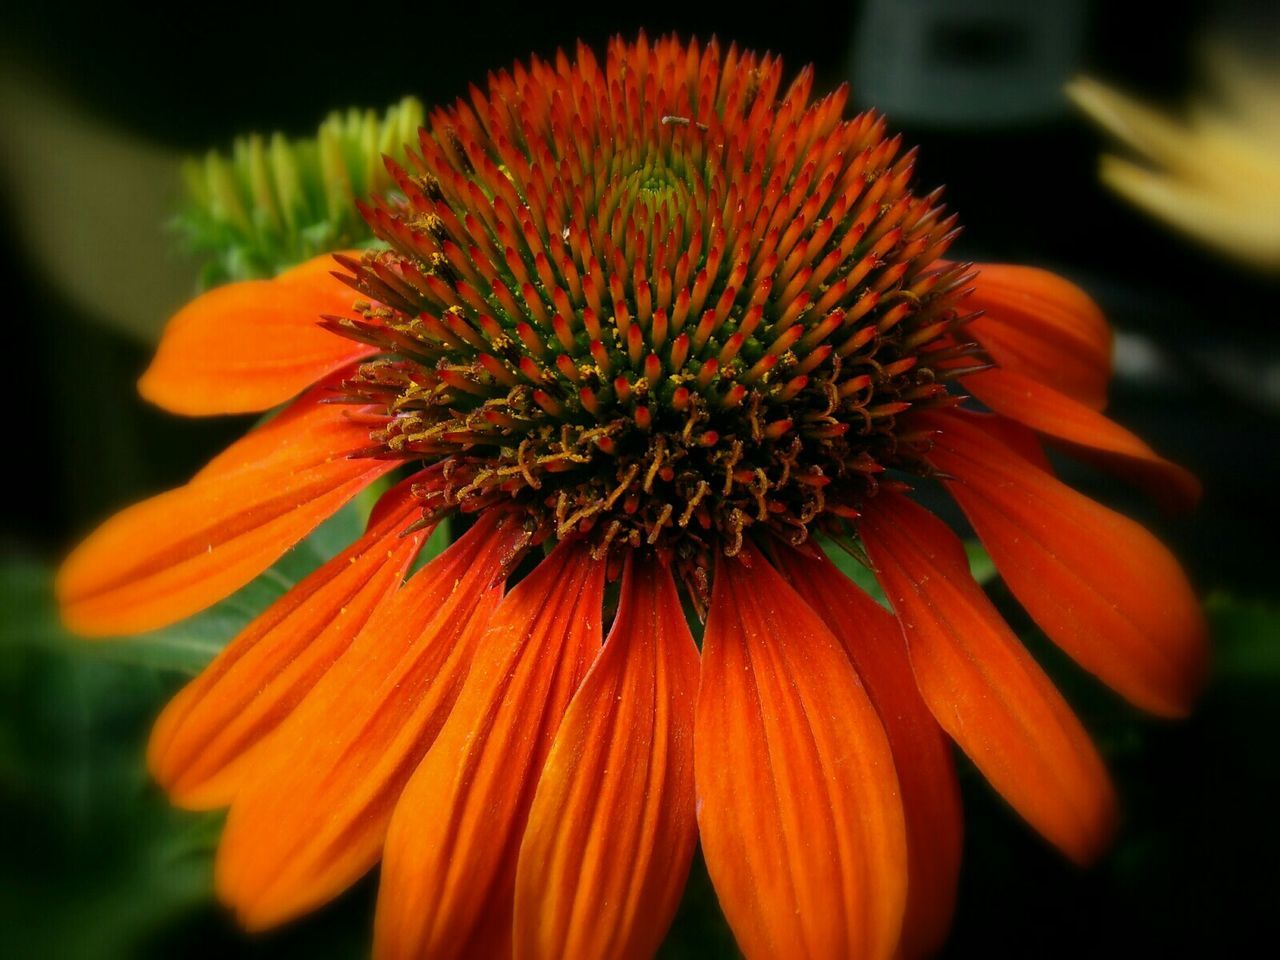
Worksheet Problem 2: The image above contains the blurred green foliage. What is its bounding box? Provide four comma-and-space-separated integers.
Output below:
0, 560, 218, 960
0, 495, 448, 960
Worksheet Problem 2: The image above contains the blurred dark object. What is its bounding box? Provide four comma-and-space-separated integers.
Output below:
852, 0, 1087, 127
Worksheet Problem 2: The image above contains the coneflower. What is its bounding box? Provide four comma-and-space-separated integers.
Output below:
57, 34, 1207, 960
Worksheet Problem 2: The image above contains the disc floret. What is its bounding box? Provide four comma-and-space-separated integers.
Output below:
329, 35, 979, 589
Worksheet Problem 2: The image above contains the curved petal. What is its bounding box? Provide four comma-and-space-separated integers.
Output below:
216, 512, 526, 929
958, 409, 1053, 472
859, 492, 1117, 865
963, 366, 1201, 511
514, 556, 699, 960
139, 252, 376, 416
920, 409, 1208, 717
964, 263, 1112, 411
183, 370, 364, 483
773, 545, 962, 960
374, 541, 606, 960
57, 384, 396, 636
696, 544, 907, 960
147, 477, 431, 809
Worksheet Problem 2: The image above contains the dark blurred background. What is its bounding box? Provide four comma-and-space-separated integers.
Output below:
2, 1, 1277, 957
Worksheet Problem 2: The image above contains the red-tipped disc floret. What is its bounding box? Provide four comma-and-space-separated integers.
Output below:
330, 34, 977, 592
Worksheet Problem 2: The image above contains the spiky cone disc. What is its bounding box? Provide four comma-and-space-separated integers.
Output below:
329, 35, 977, 603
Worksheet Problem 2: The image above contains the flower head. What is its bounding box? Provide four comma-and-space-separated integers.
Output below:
329, 40, 967, 606
57, 34, 1207, 960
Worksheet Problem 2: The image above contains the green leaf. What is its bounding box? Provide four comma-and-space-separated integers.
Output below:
964, 538, 998, 586
1206, 592, 1280, 681
819, 534, 996, 608
409, 517, 452, 576
0, 496, 389, 959
0, 558, 220, 960
820, 534, 889, 605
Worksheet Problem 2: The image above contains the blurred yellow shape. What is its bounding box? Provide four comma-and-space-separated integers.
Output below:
0, 64, 194, 342
1068, 44, 1280, 273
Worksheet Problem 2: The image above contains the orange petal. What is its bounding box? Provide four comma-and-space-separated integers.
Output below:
138, 252, 375, 416
958, 408, 1054, 472
920, 409, 1208, 717
514, 556, 700, 960
215, 512, 526, 929
147, 478, 431, 810
773, 545, 962, 960
374, 541, 606, 960
57, 386, 395, 636
964, 263, 1112, 411
695, 544, 907, 960
186, 368, 366, 482
963, 366, 1201, 511
859, 492, 1117, 865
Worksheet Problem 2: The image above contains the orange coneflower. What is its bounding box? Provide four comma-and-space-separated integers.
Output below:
56, 34, 1207, 960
